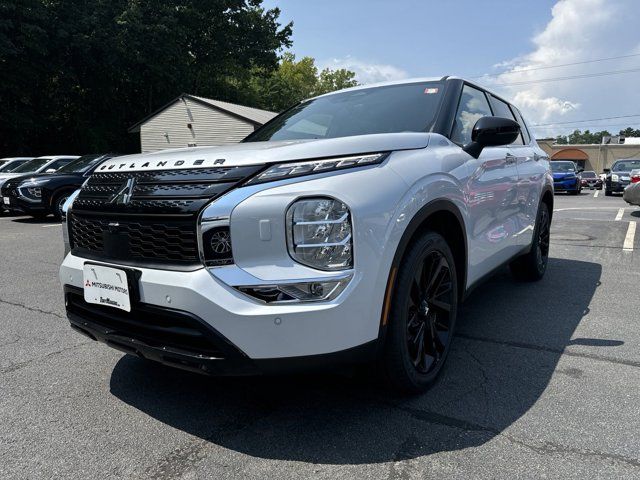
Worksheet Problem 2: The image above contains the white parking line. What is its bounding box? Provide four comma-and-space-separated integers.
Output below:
41, 224, 61, 228
623, 222, 636, 252
615, 208, 625, 221
594, 190, 599, 198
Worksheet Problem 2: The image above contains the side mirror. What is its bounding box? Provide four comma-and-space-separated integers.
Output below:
603, 168, 610, 174
462, 116, 520, 158
45, 168, 56, 173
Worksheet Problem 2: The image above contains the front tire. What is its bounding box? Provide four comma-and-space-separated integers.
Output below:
510, 202, 551, 281
52, 192, 71, 220
380, 231, 458, 394
605, 188, 612, 196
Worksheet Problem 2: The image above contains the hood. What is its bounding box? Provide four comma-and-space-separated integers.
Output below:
14, 172, 83, 184
552, 172, 576, 179
95, 133, 431, 173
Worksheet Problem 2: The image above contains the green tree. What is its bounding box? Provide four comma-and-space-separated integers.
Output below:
0, 0, 292, 155
250, 53, 358, 111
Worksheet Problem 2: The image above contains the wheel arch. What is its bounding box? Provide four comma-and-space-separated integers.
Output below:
386, 199, 467, 306
50, 186, 78, 207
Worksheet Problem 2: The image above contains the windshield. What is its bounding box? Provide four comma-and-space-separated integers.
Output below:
551, 161, 576, 173
612, 160, 640, 172
12, 158, 50, 173
581, 171, 596, 178
57, 154, 104, 173
246, 81, 444, 142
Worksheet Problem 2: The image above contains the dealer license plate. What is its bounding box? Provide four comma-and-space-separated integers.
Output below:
83, 264, 131, 312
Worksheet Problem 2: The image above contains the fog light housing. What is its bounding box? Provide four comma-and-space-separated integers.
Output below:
237, 276, 351, 303
201, 224, 234, 267
286, 197, 353, 271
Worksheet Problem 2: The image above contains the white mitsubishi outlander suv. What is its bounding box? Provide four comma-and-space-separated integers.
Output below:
60, 77, 553, 392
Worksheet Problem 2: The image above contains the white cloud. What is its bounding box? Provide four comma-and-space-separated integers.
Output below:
481, 0, 640, 138
319, 56, 408, 85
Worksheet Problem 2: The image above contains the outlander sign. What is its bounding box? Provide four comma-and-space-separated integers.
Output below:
98, 157, 226, 172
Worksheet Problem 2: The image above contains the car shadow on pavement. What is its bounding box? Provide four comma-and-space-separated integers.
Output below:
11, 216, 56, 224
109, 257, 603, 465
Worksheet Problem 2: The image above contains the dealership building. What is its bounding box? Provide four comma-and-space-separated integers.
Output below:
129, 94, 277, 153
537, 136, 640, 172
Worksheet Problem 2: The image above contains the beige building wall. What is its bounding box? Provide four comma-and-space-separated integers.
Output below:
139, 98, 255, 153
537, 139, 640, 172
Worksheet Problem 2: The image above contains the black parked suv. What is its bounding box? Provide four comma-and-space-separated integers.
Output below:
604, 159, 640, 196
1, 154, 116, 219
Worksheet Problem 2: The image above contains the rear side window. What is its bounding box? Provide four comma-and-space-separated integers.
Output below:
489, 95, 524, 145
451, 85, 493, 145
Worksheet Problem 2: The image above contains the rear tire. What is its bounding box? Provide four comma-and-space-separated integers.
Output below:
510, 202, 550, 282
380, 231, 458, 394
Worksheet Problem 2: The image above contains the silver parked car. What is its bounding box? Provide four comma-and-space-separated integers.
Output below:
59, 77, 552, 392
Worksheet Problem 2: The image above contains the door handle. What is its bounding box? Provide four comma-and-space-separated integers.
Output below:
505, 153, 517, 165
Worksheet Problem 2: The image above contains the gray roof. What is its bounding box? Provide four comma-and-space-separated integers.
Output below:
189, 95, 278, 125
129, 94, 278, 133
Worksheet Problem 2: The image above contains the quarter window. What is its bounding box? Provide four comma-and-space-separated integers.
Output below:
451, 85, 493, 145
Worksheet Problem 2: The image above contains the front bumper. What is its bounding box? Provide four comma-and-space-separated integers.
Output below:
65, 285, 377, 375
0, 188, 48, 215
553, 178, 580, 191
607, 180, 630, 192
60, 252, 382, 362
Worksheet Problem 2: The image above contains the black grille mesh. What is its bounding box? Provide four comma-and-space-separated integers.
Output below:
70, 215, 199, 263
69, 164, 263, 267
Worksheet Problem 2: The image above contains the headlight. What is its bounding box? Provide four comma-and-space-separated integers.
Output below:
17, 186, 43, 201
612, 174, 619, 182
27, 187, 42, 197
245, 153, 387, 185
286, 197, 352, 271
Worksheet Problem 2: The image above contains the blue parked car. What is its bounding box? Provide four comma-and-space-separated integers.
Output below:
551, 160, 582, 195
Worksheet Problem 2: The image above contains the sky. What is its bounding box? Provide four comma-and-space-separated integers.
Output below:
262, 0, 640, 138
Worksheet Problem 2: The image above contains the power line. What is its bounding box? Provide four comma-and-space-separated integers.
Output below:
532, 114, 640, 127
492, 67, 640, 87
470, 53, 640, 79
532, 122, 640, 131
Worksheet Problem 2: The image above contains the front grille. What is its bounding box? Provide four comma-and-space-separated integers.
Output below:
70, 214, 199, 263
69, 164, 263, 267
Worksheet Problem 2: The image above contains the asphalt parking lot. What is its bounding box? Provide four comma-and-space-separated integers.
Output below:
1, 190, 639, 479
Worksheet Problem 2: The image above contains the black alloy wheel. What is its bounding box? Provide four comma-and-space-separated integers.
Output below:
54, 194, 70, 220
510, 201, 551, 281
405, 250, 454, 375
535, 204, 550, 272
380, 231, 458, 393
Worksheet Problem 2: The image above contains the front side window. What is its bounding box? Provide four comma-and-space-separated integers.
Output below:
245, 82, 444, 142
450, 85, 493, 145
512, 107, 531, 144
